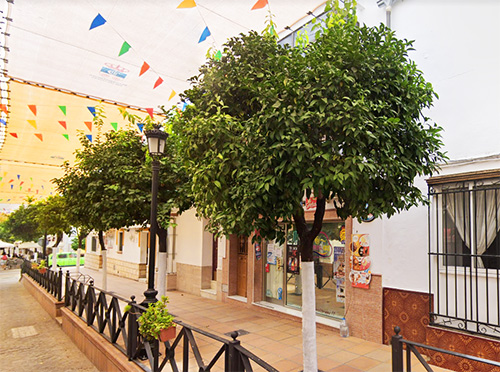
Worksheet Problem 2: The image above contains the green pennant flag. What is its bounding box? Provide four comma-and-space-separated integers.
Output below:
110, 122, 118, 131
59, 106, 67, 115
62, 134, 69, 141
119, 41, 131, 56
214, 50, 222, 61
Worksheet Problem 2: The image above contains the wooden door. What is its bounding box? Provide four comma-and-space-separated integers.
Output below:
237, 236, 248, 297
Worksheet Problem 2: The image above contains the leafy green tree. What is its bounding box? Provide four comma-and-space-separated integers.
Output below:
174, 2, 445, 370
55, 129, 151, 250
35, 195, 72, 249
4, 202, 42, 243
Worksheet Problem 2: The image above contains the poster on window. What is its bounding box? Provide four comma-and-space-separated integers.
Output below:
267, 243, 277, 265
336, 278, 345, 303
287, 244, 300, 274
349, 234, 371, 289
333, 246, 345, 279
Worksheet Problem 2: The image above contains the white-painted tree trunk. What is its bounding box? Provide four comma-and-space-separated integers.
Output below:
157, 251, 167, 297
302, 261, 318, 372
102, 250, 107, 291
52, 246, 58, 270
76, 247, 81, 274
167, 226, 174, 273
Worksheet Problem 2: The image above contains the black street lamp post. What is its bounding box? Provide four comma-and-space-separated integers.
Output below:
142, 127, 168, 306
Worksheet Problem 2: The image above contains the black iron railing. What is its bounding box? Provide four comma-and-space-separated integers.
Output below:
429, 182, 500, 337
24, 260, 277, 372
21, 259, 63, 301
391, 326, 500, 371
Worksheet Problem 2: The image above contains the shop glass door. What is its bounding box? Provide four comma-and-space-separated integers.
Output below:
264, 240, 285, 305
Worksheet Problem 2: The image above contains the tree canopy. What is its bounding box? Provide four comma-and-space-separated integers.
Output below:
174, 7, 446, 260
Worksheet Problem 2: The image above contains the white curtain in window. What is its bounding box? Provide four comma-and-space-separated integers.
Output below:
445, 190, 470, 250
474, 189, 500, 268
446, 188, 500, 268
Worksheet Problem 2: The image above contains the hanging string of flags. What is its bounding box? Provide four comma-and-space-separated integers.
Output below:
88, 0, 270, 96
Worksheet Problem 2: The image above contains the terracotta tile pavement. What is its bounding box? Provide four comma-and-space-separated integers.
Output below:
78, 267, 454, 372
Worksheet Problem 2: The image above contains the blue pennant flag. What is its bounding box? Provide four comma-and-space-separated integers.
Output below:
86, 134, 93, 142
198, 27, 211, 43
90, 14, 107, 30
87, 106, 96, 117
0, 119, 5, 125
137, 123, 144, 133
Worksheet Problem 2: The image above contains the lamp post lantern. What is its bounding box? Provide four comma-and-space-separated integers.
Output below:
142, 126, 168, 306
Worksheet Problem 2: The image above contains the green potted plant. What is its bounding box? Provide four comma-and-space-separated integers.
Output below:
38, 260, 47, 274
137, 296, 176, 342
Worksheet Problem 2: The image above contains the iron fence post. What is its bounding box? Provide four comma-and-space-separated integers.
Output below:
227, 331, 244, 372
87, 280, 94, 326
57, 267, 63, 301
127, 296, 138, 360
392, 326, 404, 372
65, 270, 71, 306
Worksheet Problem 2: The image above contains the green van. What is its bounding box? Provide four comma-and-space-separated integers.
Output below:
48, 252, 84, 267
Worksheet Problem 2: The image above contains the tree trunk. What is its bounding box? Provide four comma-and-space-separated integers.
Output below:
98, 230, 107, 291
157, 225, 167, 297
293, 196, 326, 372
53, 231, 63, 248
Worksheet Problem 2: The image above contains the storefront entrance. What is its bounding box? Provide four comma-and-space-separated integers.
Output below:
264, 222, 346, 319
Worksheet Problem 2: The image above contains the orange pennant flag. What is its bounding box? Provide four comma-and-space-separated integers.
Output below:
28, 105, 37, 115
84, 121, 92, 131
0, 104, 7, 114
27, 120, 37, 129
146, 108, 154, 118
251, 0, 268, 10
139, 62, 150, 76
177, 0, 196, 8
9, 133, 17, 138
58, 121, 67, 130
35, 133, 43, 141
168, 90, 176, 101
153, 77, 163, 89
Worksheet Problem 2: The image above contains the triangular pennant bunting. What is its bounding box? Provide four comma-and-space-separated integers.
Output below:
59, 106, 67, 115
28, 105, 37, 115
35, 133, 43, 141
58, 121, 67, 130
86, 134, 93, 142
8, 179, 13, 183
177, 0, 196, 8
10, 185, 12, 190
198, 27, 211, 43
9, 133, 17, 138
168, 90, 176, 101
110, 122, 118, 131
20, 181, 24, 186
0, 104, 8, 114
84, 121, 92, 131
137, 123, 144, 133
87, 107, 96, 116
153, 77, 163, 89
62, 134, 69, 141
146, 108, 154, 118
27, 120, 37, 129
214, 50, 222, 61
90, 13, 107, 30
251, 0, 268, 10
139, 62, 150, 76
16, 175, 20, 180
119, 41, 131, 56
0, 119, 6, 125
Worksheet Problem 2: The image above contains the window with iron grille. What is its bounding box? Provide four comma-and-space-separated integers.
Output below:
429, 176, 500, 337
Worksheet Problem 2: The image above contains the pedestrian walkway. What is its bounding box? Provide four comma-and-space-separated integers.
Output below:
0, 269, 98, 372
74, 267, 452, 372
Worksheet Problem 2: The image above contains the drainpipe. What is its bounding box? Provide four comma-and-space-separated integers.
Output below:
386, 5, 392, 28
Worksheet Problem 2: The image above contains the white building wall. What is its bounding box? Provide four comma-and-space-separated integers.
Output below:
349, 1, 500, 293
175, 208, 205, 266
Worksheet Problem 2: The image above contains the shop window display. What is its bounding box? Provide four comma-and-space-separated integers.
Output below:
264, 222, 346, 318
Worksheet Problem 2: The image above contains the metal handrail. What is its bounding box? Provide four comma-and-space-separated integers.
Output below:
391, 326, 500, 371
